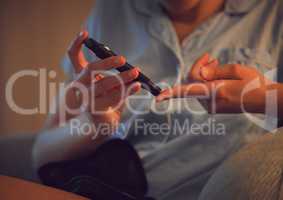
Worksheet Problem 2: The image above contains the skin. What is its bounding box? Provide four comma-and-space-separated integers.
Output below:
162, 0, 225, 42
157, 0, 283, 118
156, 54, 283, 119
45, 31, 142, 132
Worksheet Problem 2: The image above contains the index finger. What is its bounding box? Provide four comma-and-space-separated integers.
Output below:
67, 31, 89, 73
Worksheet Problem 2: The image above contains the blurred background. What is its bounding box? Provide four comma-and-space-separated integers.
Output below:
0, 0, 95, 135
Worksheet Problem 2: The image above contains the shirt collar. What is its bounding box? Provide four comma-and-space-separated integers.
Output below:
133, 0, 261, 17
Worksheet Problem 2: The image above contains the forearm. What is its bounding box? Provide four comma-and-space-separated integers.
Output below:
32, 113, 107, 170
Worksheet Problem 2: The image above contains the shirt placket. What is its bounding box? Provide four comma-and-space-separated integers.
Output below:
148, 14, 185, 85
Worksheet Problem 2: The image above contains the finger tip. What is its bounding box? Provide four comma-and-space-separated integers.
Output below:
196, 53, 210, 66
129, 82, 141, 94
79, 30, 89, 40
119, 56, 126, 63
203, 53, 210, 60
155, 96, 163, 102
132, 81, 141, 89
205, 60, 218, 68
113, 56, 126, 66
132, 68, 140, 78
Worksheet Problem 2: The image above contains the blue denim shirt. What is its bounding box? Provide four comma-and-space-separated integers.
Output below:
63, 0, 283, 199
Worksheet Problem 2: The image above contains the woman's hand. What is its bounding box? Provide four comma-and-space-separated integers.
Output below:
45, 31, 141, 137
157, 54, 272, 114
33, 31, 141, 168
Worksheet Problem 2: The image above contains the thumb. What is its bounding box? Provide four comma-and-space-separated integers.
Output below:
188, 53, 210, 81
200, 59, 219, 81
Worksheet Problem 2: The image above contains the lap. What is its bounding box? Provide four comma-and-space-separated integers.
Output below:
199, 130, 283, 200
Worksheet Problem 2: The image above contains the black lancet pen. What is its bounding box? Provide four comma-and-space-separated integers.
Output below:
84, 38, 162, 96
